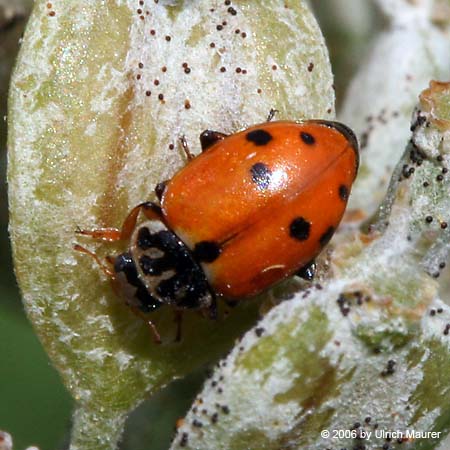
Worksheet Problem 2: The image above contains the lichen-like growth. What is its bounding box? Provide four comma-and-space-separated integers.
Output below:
341, 0, 450, 219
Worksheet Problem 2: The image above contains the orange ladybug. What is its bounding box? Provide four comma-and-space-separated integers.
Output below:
75, 114, 358, 342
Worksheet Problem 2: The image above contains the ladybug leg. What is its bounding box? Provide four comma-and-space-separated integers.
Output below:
73, 244, 115, 278
74, 245, 161, 344
174, 310, 183, 342
120, 202, 163, 239
106, 255, 115, 265
199, 130, 228, 152
127, 304, 162, 344
224, 299, 238, 309
266, 108, 279, 122
180, 135, 196, 161
75, 225, 122, 242
296, 260, 316, 281
155, 180, 168, 201
208, 294, 218, 320
76, 202, 163, 242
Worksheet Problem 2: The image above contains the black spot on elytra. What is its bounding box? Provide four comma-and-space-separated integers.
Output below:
193, 241, 222, 263
246, 129, 273, 146
250, 162, 272, 190
289, 217, 311, 241
339, 185, 349, 201
300, 131, 315, 145
319, 226, 335, 247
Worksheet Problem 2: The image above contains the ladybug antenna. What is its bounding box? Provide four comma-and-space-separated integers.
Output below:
73, 244, 115, 278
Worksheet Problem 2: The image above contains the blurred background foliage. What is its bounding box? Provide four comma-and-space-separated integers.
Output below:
0, 1, 383, 449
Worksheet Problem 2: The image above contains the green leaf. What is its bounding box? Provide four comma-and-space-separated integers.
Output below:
7, 1, 334, 448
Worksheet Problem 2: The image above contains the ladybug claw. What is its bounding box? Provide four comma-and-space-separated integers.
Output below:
180, 135, 195, 161
208, 296, 218, 320
267, 108, 279, 122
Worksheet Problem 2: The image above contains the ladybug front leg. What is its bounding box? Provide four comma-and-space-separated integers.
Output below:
75, 225, 122, 242
174, 310, 183, 342
76, 201, 163, 242
199, 130, 227, 152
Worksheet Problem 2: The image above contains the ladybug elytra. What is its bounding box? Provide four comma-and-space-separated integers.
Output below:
75, 115, 358, 342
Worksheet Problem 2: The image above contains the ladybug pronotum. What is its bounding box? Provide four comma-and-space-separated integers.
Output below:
75, 115, 358, 342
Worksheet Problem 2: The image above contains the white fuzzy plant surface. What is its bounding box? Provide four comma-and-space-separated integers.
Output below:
341, 0, 450, 221
7, 1, 335, 449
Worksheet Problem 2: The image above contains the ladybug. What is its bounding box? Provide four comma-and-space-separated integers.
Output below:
75, 113, 358, 342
